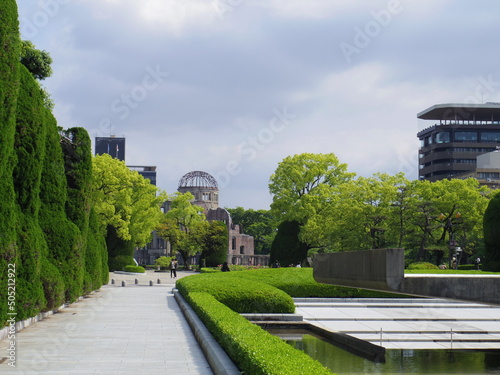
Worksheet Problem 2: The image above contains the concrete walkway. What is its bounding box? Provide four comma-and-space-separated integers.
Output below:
296, 298, 500, 350
0, 271, 214, 375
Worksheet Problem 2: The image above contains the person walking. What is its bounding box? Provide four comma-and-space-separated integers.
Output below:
170, 259, 177, 278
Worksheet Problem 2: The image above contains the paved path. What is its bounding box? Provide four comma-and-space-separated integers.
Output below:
0, 271, 213, 375
296, 298, 500, 350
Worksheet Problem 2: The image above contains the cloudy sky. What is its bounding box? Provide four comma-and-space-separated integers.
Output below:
16, 0, 500, 209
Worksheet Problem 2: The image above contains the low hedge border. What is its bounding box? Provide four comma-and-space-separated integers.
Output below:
123, 265, 146, 273
176, 273, 295, 313
185, 291, 332, 375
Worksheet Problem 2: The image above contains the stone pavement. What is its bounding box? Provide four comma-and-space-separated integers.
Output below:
0, 271, 214, 375
295, 298, 500, 350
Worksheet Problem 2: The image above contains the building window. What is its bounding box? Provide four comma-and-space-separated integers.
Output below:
453, 159, 476, 164
479, 172, 500, 179
240, 245, 245, 255
232, 237, 236, 250
480, 132, 500, 142
435, 131, 450, 143
454, 131, 477, 142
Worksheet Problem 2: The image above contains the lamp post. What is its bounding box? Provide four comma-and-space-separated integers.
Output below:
454, 247, 462, 270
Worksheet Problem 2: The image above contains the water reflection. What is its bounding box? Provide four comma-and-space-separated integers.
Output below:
272, 330, 500, 375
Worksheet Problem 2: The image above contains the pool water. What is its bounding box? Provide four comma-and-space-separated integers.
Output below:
278, 331, 500, 374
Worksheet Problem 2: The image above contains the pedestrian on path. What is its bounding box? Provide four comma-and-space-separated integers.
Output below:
171, 259, 177, 278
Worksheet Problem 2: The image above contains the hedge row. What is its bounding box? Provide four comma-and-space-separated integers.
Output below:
217, 267, 410, 298
185, 292, 332, 375
0, 1, 108, 325
177, 273, 294, 313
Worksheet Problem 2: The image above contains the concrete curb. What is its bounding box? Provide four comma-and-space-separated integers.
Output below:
173, 290, 241, 375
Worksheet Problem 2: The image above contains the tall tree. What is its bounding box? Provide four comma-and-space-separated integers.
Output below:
157, 192, 206, 267
269, 153, 355, 225
199, 221, 228, 267
92, 154, 166, 246
483, 192, 500, 271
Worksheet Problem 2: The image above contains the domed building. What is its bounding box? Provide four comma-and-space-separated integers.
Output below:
135, 171, 269, 266
177, 171, 219, 212
175, 171, 268, 266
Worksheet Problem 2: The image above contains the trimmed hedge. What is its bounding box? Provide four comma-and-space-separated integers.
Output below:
222, 267, 410, 298
407, 262, 439, 270
124, 265, 145, 273
177, 273, 295, 313
185, 292, 332, 375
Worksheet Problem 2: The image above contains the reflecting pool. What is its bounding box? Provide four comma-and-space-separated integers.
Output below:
273, 330, 500, 375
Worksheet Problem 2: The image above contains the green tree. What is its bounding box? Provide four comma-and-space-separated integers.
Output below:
269, 153, 355, 225
269, 221, 309, 267
199, 221, 228, 267
92, 154, 166, 269
92, 154, 166, 246
226, 207, 276, 254
483, 191, 500, 271
20, 40, 52, 80
157, 192, 206, 267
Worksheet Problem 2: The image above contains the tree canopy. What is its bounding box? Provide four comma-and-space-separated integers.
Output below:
157, 192, 206, 266
20, 40, 53, 80
91, 154, 166, 246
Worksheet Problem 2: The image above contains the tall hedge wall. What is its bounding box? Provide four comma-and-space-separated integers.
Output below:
0, 2, 108, 326
0, 0, 21, 325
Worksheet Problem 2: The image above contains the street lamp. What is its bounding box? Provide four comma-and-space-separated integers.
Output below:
454, 247, 462, 270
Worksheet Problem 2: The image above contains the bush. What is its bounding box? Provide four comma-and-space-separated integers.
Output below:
185, 292, 332, 375
124, 265, 145, 273
108, 255, 135, 272
224, 268, 409, 298
177, 273, 295, 313
154, 256, 171, 269
407, 262, 439, 270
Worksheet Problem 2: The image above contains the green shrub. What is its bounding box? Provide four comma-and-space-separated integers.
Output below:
407, 262, 439, 270
108, 255, 135, 272
40, 258, 65, 311
225, 267, 409, 298
124, 265, 145, 273
154, 256, 172, 269
177, 273, 295, 313
185, 292, 332, 375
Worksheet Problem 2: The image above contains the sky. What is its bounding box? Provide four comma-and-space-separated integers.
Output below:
16, 0, 500, 210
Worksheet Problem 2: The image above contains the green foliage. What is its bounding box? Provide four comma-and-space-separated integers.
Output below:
483, 192, 500, 271
92, 154, 166, 246
108, 255, 135, 272
407, 262, 439, 270
226, 207, 276, 254
124, 265, 145, 273
270, 220, 309, 266
20, 40, 53, 80
177, 273, 295, 313
269, 153, 355, 225
0, 9, 107, 325
184, 292, 332, 375
154, 256, 172, 268
0, 0, 20, 325
199, 221, 228, 267
157, 192, 205, 265
40, 257, 65, 311
224, 268, 408, 298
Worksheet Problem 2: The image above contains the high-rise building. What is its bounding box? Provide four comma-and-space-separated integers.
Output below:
417, 103, 500, 182
95, 136, 126, 161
